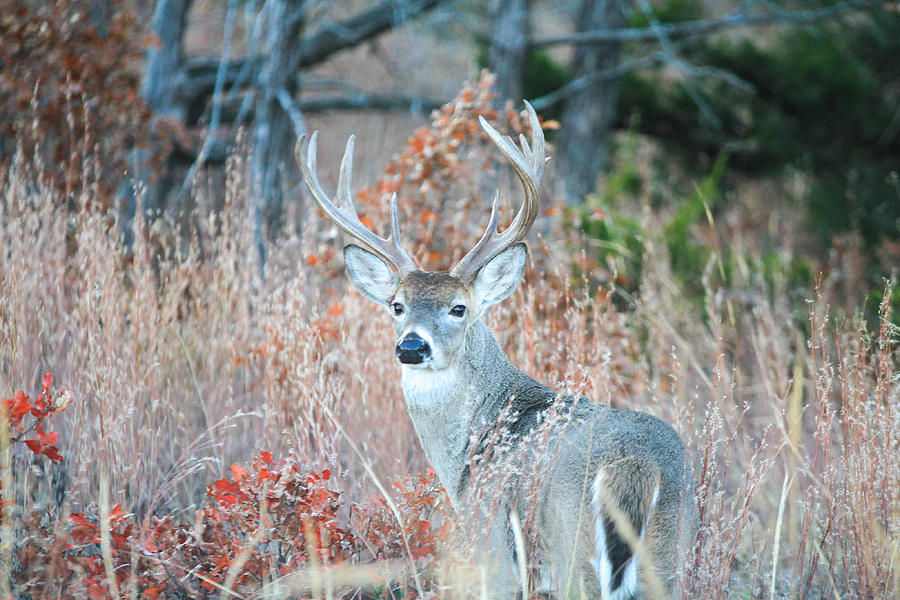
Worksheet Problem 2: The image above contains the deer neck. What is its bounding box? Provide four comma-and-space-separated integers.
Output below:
400, 320, 530, 504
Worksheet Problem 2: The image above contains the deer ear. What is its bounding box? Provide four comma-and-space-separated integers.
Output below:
472, 243, 527, 310
344, 244, 399, 304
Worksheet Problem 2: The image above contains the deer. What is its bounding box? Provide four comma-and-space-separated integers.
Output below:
295, 102, 695, 600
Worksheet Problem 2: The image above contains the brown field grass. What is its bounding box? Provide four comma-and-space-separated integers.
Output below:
1, 92, 897, 598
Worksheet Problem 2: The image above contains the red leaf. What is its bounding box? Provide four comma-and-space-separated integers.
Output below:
24, 425, 63, 462
3, 390, 31, 429
229, 463, 248, 482
70, 513, 99, 545
210, 477, 247, 506
257, 468, 277, 483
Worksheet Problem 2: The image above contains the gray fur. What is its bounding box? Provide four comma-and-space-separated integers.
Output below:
346, 245, 695, 599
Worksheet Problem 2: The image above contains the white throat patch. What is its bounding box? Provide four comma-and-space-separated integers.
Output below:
401, 365, 460, 409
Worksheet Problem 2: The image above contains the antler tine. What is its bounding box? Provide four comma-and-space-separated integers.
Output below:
337, 133, 355, 211
295, 132, 417, 275
452, 101, 546, 280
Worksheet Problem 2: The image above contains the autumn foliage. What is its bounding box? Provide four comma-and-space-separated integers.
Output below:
3, 376, 448, 598
9, 416, 448, 598
352, 71, 559, 272
0, 0, 152, 202
1, 56, 897, 600
3, 373, 67, 464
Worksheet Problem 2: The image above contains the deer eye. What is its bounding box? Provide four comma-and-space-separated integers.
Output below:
391, 302, 405, 316
449, 305, 466, 318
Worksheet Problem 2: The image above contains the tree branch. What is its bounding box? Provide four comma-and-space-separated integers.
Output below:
530, 51, 665, 111
299, 0, 443, 66
175, 0, 445, 117
168, 92, 442, 166
634, 0, 721, 128
277, 88, 307, 137
531, 0, 886, 47
295, 93, 441, 113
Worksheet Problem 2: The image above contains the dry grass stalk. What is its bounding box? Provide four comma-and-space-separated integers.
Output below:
0, 81, 896, 598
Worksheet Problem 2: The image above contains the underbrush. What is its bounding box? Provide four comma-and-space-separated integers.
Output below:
1, 78, 897, 598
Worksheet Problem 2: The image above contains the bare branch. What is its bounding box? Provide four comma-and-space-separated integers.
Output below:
295, 93, 441, 114
530, 33, 756, 112
634, 0, 721, 128
277, 88, 307, 137
531, 0, 887, 47
530, 51, 664, 111
176, 0, 445, 115
299, 0, 444, 66
166, 93, 442, 167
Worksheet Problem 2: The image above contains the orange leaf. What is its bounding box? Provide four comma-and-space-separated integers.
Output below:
230, 463, 248, 482
2, 390, 31, 429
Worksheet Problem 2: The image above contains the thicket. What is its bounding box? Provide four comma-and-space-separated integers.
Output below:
529, 2, 899, 315
0, 0, 155, 204
619, 4, 900, 245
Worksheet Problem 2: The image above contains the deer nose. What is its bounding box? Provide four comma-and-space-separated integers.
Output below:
396, 333, 431, 364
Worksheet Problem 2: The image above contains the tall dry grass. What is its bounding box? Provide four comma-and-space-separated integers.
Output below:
1, 109, 897, 598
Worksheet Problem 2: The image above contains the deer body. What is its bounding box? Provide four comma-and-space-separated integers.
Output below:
400, 308, 691, 598
296, 103, 695, 599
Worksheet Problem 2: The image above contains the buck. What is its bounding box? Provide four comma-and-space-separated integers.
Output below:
295, 103, 694, 599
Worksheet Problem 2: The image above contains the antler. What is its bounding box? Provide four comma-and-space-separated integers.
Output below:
295, 132, 418, 276
451, 100, 546, 281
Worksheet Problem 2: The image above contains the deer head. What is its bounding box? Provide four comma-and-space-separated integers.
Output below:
295, 102, 546, 371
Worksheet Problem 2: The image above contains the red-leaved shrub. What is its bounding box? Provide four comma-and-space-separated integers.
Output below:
10, 443, 448, 598
2, 372, 68, 464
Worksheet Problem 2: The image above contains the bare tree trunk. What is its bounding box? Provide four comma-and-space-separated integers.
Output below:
558, 0, 627, 204
142, 0, 192, 121
131, 0, 442, 257
250, 0, 305, 263
488, 0, 530, 105
127, 0, 192, 231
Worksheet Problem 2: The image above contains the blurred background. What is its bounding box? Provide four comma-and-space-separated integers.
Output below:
2, 0, 898, 300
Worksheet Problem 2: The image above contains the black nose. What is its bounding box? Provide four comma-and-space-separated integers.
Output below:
396, 333, 431, 364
